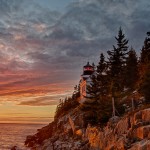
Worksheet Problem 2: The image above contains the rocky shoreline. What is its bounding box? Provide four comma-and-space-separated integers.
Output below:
25, 106, 150, 150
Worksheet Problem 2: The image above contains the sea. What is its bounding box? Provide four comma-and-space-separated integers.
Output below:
0, 123, 46, 150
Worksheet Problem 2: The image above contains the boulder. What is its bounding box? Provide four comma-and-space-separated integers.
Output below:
133, 111, 142, 125
114, 117, 129, 135
114, 137, 125, 150
142, 109, 150, 122
129, 140, 150, 150
147, 140, 150, 149
75, 129, 83, 137
136, 125, 150, 139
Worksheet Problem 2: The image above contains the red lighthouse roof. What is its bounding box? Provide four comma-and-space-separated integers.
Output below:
84, 62, 92, 67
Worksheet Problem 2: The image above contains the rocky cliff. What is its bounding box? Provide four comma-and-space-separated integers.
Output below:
25, 105, 150, 150
86, 108, 150, 150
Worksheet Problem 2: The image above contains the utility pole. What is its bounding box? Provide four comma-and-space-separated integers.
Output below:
132, 98, 135, 111
112, 97, 116, 117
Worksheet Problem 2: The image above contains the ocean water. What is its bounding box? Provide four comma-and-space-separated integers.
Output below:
0, 123, 46, 150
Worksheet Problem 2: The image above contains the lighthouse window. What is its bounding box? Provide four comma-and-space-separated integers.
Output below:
84, 67, 93, 71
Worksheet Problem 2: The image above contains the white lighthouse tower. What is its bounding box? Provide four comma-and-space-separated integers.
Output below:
79, 62, 95, 103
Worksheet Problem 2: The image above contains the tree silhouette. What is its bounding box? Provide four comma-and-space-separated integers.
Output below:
107, 27, 129, 94
125, 48, 139, 89
87, 53, 107, 101
139, 32, 150, 103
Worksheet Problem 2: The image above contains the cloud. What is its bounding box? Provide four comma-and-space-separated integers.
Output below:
18, 93, 71, 106
19, 99, 58, 106
0, 0, 150, 106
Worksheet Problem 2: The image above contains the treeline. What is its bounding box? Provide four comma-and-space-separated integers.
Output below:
82, 28, 150, 125
54, 85, 80, 120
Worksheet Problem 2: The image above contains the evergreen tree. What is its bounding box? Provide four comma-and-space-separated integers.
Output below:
140, 35, 150, 64
85, 53, 112, 124
125, 48, 139, 89
97, 53, 109, 97
140, 64, 150, 103
72, 84, 80, 99
107, 27, 129, 94
86, 74, 100, 100
87, 53, 107, 101
139, 33, 150, 81
139, 32, 150, 103
97, 53, 106, 74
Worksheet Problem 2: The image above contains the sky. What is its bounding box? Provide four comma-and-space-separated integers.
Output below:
0, 0, 150, 124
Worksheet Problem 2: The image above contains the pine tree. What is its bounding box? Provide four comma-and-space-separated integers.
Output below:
107, 27, 129, 94
86, 74, 100, 100
87, 53, 107, 101
72, 84, 80, 99
84, 53, 112, 124
140, 36, 150, 64
139, 32, 150, 103
139, 33, 150, 81
97, 53, 109, 97
140, 64, 150, 103
97, 53, 106, 74
125, 48, 139, 89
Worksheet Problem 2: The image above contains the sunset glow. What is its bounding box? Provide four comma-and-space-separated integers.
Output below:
0, 0, 150, 124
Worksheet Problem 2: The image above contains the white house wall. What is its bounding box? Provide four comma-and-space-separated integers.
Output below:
80, 77, 93, 100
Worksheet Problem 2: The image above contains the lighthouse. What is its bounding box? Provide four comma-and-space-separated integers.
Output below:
79, 62, 95, 103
